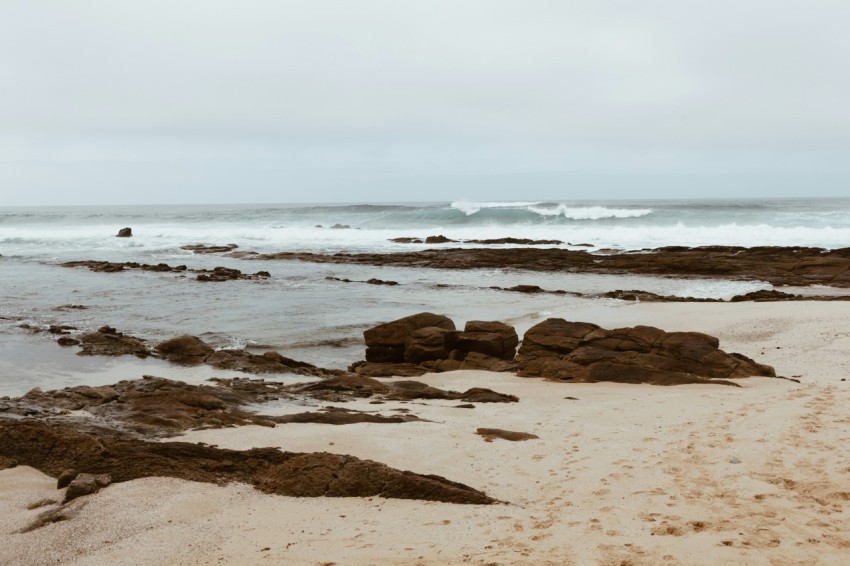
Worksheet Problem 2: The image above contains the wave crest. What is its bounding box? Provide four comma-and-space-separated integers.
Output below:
451, 201, 652, 220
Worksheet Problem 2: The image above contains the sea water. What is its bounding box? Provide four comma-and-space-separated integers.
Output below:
1, 198, 848, 395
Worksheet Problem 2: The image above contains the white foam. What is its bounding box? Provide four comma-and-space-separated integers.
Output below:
450, 201, 543, 215
526, 204, 653, 220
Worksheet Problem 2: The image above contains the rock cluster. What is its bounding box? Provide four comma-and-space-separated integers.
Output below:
515, 319, 776, 385
180, 243, 239, 254
352, 313, 777, 386
352, 313, 519, 377
61, 260, 269, 281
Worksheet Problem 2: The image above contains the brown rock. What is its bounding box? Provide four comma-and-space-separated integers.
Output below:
404, 327, 455, 363
77, 327, 150, 358
0, 421, 494, 505
515, 318, 775, 385
155, 335, 215, 364
116, 227, 132, 237
56, 469, 78, 489
246, 246, 850, 288
424, 235, 456, 243
476, 428, 539, 442
63, 472, 112, 503
451, 320, 519, 360
364, 313, 455, 363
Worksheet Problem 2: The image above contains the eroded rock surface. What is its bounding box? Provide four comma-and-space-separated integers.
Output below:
61, 260, 269, 281
242, 246, 850, 288
352, 313, 777, 386
0, 421, 495, 504
515, 319, 776, 385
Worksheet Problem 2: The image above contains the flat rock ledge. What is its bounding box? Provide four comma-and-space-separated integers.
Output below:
0, 421, 494, 505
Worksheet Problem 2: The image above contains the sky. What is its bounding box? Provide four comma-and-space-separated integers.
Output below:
1, 0, 849, 206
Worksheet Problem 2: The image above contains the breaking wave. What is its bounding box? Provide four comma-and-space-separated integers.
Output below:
450, 201, 653, 220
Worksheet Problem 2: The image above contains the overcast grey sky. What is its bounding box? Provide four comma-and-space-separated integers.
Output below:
2, 0, 849, 205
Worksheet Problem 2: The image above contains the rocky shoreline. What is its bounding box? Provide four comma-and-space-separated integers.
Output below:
227, 245, 850, 288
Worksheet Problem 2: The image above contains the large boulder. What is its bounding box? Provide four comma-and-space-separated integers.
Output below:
364, 312, 455, 363
77, 326, 150, 358
450, 320, 519, 360
404, 327, 455, 363
515, 318, 775, 385
155, 335, 214, 365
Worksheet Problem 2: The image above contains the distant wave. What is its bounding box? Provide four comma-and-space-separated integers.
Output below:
451, 201, 653, 220
450, 201, 543, 216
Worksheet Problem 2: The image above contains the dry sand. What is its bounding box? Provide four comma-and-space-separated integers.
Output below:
3, 302, 850, 565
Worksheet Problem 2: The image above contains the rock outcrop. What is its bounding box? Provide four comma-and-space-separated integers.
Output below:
115, 227, 132, 237
352, 313, 776, 386
355, 314, 520, 377
78, 326, 151, 358
244, 246, 850, 288
0, 421, 494, 504
514, 319, 776, 386
364, 312, 456, 364
61, 260, 269, 281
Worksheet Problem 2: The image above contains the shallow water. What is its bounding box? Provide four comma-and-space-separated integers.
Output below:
4, 198, 839, 395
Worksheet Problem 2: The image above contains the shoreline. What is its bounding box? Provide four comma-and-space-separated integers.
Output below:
3, 301, 850, 564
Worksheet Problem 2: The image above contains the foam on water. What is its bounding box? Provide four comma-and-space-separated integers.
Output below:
0, 198, 847, 393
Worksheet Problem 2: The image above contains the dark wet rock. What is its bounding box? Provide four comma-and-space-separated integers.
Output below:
64, 472, 112, 503
356, 314, 520, 376
330, 224, 350, 229
57, 337, 80, 347
349, 361, 430, 378
272, 407, 421, 425
181, 243, 239, 254
61, 260, 268, 282
54, 304, 89, 311
155, 335, 214, 365
57, 469, 78, 489
0, 421, 494, 505
153, 335, 341, 377
196, 266, 270, 282
505, 285, 546, 294
286, 374, 517, 404
0, 455, 17, 470
245, 246, 850, 288
730, 289, 802, 302
424, 235, 456, 244
404, 327, 455, 364
364, 312, 455, 363
451, 320, 519, 360
0, 375, 319, 437
326, 276, 398, 286
476, 428, 539, 442
515, 319, 776, 385
464, 238, 563, 245
77, 326, 151, 358
601, 290, 718, 302
116, 227, 132, 237
390, 237, 424, 244
48, 325, 77, 334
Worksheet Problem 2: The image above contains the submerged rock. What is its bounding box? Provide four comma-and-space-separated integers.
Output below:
115, 227, 132, 237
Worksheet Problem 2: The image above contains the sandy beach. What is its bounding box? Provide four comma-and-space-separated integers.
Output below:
3, 301, 849, 565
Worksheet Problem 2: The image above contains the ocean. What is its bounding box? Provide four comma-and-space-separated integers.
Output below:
2, 197, 849, 396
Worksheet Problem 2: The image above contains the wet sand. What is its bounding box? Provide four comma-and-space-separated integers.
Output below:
2, 301, 850, 565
